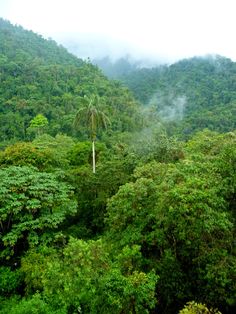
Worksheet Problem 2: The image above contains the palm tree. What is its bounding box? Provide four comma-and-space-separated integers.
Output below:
74, 94, 110, 173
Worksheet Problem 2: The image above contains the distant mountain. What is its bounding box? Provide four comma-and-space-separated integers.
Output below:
0, 18, 142, 142
93, 56, 140, 79
113, 55, 236, 137
1, 18, 235, 142
93, 56, 163, 79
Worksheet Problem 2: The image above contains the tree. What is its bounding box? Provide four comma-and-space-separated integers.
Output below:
21, 238, 157, 314
105, 131, 236, 312
27, 114, 48, 137
0, 166, 77, 262
74, 94, 110, 173
0, 142, 54, 170
179, 301, 222, 314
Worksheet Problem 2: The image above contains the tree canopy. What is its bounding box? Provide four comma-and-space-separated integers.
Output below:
0, 18, 235, 314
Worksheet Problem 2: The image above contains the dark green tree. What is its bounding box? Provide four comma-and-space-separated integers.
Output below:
105, 131, 236, 312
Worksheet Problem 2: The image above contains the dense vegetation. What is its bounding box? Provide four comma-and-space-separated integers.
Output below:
0, 19, 235, 314
0, 18, 142, 145
97, 55, 236, 138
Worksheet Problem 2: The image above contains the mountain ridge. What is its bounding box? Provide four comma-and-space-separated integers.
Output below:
95, 54, 236, 137
0, 18, 142, 143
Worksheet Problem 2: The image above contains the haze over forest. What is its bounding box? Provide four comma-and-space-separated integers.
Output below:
0, 2, 235, 314
1, 0, 236, 64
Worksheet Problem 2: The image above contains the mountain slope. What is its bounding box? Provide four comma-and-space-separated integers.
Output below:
109, 55, 236, 137
0, 19, 142, 142
0, 18, 84, 66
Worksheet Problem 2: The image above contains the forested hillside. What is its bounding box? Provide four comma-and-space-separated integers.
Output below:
0, 19, 235, 314
99, 55, 236, 138
0, 18, 142, 144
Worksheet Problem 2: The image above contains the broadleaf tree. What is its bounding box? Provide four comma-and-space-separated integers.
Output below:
0, 165, 77, 262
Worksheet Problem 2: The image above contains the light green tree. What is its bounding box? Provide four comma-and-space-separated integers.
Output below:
74, 94, 110, 173
28, 114, 48, 137
0, 166, 77, 261
179, 301, 222, 314
21, 238, 157, 313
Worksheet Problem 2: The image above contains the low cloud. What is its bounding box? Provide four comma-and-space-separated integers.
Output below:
55, 33, 176, 65
149, 92, 187, 121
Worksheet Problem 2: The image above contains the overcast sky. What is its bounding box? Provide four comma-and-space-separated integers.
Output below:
1, 0, 236, 63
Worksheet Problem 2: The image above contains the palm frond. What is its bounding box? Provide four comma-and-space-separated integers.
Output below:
73, 94, 110, 139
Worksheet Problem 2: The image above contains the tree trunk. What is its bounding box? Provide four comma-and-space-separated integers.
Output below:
92, 140, 96, 173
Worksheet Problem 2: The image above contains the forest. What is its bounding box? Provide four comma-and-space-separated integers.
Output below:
0, 18, 235, 314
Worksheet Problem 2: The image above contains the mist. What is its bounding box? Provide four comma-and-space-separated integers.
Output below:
1, 0, 236, 66
148, 91, 187, 121
55, 33, 175, 66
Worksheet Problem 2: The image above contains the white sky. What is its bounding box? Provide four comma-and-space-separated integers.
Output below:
1, 0, 236, 63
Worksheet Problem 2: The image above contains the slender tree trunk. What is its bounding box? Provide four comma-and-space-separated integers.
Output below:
92, 140, 96, 173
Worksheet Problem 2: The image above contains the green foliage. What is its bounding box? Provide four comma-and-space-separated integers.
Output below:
74, 94, 110, 140
0, 294, 65, 314
0, 267, 23, 295
0, 166, 76, 260
28, 114, 49, 137
0, 19, 142, 142
20, 246, 57, 294
120, 56, 236, 137
0, 142, 54, 170
33, 133, 75, 168
66, 145, 137, 235
67, 141, 106, 166
0, 18, 83, 67
105, 131, 236, 312
127, 129, 184, 164
21, 238, 157, 314
1, 18, 236, 314
179, 301, 222, 314
33, 133, 74, 149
